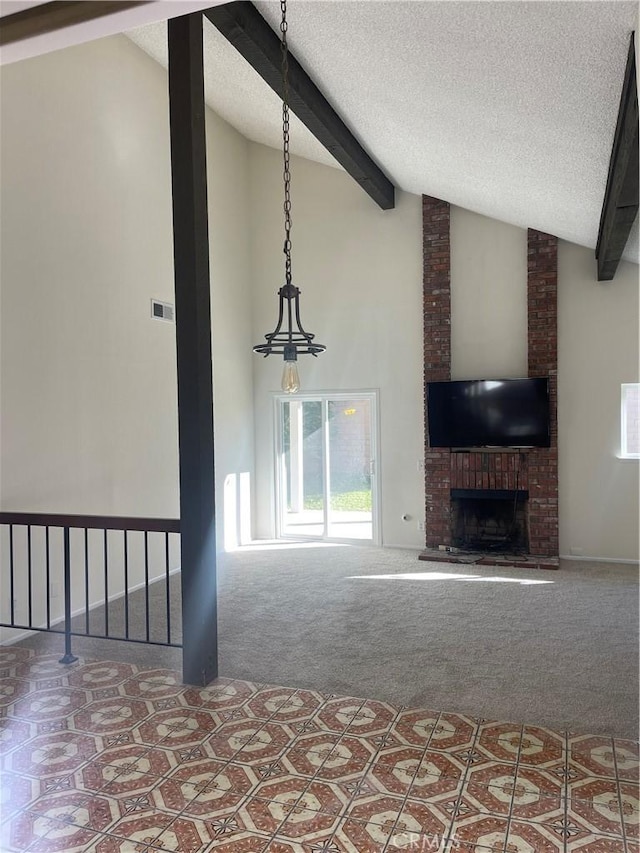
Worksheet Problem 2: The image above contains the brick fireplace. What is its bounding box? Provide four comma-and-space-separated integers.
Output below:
421, 196, 559, 566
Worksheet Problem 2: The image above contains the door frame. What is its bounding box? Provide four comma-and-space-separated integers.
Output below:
273, 390, 381, 546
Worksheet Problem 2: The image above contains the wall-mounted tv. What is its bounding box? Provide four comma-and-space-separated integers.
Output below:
427, 378, 551, 448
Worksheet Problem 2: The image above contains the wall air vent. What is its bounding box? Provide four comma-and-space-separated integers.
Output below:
151, 299, 175, 323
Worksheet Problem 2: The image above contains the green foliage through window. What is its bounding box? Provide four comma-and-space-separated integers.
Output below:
304, 490, 372, 512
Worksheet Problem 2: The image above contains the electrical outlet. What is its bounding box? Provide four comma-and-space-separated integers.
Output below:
417, 459, 425, 473
570, 547, 583, 557
417, 521, 425, 532
50, 583, 60, 598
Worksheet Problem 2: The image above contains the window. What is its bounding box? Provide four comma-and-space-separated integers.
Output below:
621, 384, 640, 458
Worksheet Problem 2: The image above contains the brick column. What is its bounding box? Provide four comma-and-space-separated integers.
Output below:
423, 196, 452, 548
527, 229, 559, 556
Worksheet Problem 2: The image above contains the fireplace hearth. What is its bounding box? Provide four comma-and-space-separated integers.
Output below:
451, 488, 529, 553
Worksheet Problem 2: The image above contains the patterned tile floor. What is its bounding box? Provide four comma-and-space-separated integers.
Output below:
0, 647, 638, 853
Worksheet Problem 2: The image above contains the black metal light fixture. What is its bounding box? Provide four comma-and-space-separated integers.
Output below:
253, 0, 325, 393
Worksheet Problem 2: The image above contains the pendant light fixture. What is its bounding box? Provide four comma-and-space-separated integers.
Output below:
253, 0, 325, 393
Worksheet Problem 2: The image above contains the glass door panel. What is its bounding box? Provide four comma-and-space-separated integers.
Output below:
327, 399, 373, 540
278, 393, 377, 543
281, 400, 325, 537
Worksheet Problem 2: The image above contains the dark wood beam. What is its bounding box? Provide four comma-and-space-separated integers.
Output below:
204, 1, 395, 210
0, 1, 148, 47
596, 32, 639, 281
168, 12, 218, 686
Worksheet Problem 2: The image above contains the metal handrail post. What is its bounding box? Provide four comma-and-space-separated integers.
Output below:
59, 526, 78, 665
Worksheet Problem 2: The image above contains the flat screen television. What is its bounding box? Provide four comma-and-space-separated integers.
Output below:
427, 377, 551, 448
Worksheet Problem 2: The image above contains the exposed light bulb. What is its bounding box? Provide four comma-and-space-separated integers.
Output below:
281, 360, 300, 394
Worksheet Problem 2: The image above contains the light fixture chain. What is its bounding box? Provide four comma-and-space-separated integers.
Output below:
252, 0, 325, 373
281, 0, 292, 286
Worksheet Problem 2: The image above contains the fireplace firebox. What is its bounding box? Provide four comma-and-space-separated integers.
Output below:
450, 488, 529, 553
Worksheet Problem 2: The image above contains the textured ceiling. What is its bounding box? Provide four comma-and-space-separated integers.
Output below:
127, 1, 639, 262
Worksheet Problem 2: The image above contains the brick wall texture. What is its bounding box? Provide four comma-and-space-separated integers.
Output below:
526, 229, 559, 556
422, 196, 452, 548
450, 452, 528, 492
422, 201, 559, 558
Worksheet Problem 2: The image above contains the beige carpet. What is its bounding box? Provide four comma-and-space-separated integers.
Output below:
16, 544, 639, 738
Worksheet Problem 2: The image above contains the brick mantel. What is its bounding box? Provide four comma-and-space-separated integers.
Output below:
422, 199, 559, 560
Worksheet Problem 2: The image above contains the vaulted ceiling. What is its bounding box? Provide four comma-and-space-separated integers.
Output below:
127, 1, 638, 264
5, 2, 633, 263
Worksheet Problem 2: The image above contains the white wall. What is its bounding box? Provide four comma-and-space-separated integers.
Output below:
206, 97, 254, 551
449, 206, 638, 561
0, 32, 254, 523
249, 144, 425, 547
0, 36, 180, 517
451, 207, 528, 379
0, 34, 254, 639
558, 242, 639, 561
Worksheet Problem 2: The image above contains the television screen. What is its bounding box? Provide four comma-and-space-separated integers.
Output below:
427, 378, 550, 448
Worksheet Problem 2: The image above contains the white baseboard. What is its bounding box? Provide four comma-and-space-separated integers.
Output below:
560, 554, 639, 565
1, 566, 181, 647
1, 627, 37, 646
382, 544, 424, 552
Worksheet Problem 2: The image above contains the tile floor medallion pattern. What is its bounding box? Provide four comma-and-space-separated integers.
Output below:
0, 647, 638, 852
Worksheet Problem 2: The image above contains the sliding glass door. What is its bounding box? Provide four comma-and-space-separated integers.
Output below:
276, 393, 378, 543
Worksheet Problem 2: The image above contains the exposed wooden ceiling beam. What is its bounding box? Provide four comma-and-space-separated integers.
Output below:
0, 1, 148, 47
595, 32, 639, 281
204, 1, 395, 210
0, 1, 222, 64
